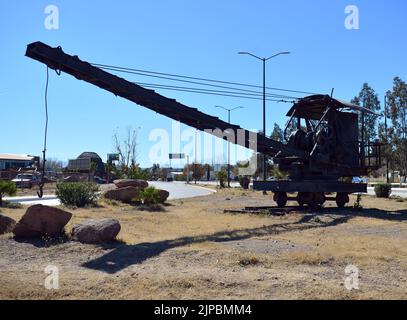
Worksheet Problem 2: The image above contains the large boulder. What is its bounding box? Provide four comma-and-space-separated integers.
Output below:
157, 189, 170, 203
113, 179, 148, 189
72, 218, 121, 244
12, 204, 72, 238
0, 214, 16, 235
104, 186, 141, 203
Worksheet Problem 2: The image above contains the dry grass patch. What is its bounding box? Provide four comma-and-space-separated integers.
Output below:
0, 188, 406, 299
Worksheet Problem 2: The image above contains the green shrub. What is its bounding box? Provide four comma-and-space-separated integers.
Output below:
0, 180, 17, 206
374, 183, 392, 198
56, 182, 99, 207
136, 186, 160, 205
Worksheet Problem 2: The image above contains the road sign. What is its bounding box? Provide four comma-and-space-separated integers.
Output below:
108, 153, 120, 162
169, 153, 185, 159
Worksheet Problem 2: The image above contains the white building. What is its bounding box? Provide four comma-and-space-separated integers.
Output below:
0, 154, 38, 171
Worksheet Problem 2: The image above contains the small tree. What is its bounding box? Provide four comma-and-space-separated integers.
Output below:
0, 180, 17, 206
183, 163, 206, 181
128, 164, 151, 180
271, 123, 284, 142
351, 83, 381, 143
113, 126, 139, 174
216, 170, 227, 188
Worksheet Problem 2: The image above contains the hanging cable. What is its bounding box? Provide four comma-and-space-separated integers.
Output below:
91, 62, 318, 96
132, 81, 299, 100
37, 66, 49, 198
96, 64, 305, 100
136, 82, 295, 103
97, 65, 301, 99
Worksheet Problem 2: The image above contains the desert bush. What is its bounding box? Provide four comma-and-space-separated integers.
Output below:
136, 186, 160, 205
374, 183, 392, 198
56, 182, 99, 207
0, 180, 17, 206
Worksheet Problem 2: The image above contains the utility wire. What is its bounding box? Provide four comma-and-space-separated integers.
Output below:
137, 82, 294, 103
132, 81, 299, 100
96, 65, 301, 100
91, 62, 318, 96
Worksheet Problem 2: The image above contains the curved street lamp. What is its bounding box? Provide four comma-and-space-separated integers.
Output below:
238, 51, 290, 183
215, 105, 244, 187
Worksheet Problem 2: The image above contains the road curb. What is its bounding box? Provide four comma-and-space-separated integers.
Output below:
186, 184, 217, 194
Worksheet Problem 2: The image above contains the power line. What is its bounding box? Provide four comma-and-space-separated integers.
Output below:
132, 81, 299, 100
95, 65, 301, 100
91, 62, 318, 96
137, 82, 295, 103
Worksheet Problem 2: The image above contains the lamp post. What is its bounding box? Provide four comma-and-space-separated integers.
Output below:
238, 51, 290, 182
215, 105, 244, 187
194, 129, 197, 184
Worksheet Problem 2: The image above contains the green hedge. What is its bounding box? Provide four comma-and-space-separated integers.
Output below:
374, 183, 392, 198
56, 182, 99, 207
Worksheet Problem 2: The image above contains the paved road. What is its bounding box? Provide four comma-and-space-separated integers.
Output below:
4, 195, 61, 206
4, 182, 215, 206
5, 183, 404, 206
148, 181, 215, 200
196, 181, 407, 199
367, 187, 407, 198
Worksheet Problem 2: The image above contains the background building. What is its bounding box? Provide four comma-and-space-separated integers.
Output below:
68, 152, 105, 176
0, 154, 39, 171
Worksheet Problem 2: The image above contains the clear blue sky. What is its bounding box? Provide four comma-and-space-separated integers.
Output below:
1, 0, 406, 167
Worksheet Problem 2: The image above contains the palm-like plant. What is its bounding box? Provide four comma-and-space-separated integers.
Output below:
0, 180, 17, 206
216, 170, 227, 188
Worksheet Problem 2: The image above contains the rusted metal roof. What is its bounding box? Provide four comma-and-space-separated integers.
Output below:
0, 154, 35, 161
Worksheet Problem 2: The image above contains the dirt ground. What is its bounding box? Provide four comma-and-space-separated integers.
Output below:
0, 188, 406, 300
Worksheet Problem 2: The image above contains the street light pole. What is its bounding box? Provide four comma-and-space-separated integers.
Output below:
384, 95, 389, 184
262, 58, 266, 182
215, 105, 244, 187
238, 51, 290, 183
194, 129, 197, 184
227, 109, 231, 187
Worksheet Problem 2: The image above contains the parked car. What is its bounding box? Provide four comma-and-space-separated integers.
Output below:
11, 173, 40, 189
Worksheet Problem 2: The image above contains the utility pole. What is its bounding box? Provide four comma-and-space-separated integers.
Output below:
186, 155, 190, 184
194, 129, 197, 184
384, 95, 389, 183
215, 105, 244, 187
238, 51, 290, 183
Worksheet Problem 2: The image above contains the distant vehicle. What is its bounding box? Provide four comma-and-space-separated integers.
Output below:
352, 176, 367, 183
12, 173, 40, 189
93, 176, 107, 184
